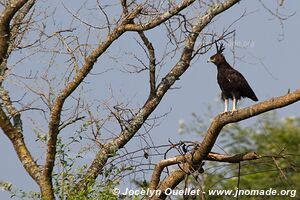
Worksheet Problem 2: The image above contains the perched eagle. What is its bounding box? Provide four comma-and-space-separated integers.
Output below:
207, 43, 258, 113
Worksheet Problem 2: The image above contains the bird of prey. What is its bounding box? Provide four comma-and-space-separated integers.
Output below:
207, 43, 258, 113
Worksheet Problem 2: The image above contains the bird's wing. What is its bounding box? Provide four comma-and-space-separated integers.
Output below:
227, 68, 258, 101
226, 68, 247, 86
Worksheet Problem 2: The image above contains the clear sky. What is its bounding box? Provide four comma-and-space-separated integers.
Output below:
1, 0, 300, 199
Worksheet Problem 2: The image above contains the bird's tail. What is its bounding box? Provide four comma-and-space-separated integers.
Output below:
250, 94, 258, 101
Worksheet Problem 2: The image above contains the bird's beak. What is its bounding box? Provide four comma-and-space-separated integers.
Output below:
207, 57, 213, 63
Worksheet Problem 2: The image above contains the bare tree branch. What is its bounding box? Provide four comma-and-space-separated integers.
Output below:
123, 0, 197, 31
206, 151, 259, 163
0, 0, 30, 66
76, 0, 241, 190
138, 31, 156, 97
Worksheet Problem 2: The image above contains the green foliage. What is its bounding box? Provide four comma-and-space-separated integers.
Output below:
51, 122, 121, 200
0, 181, 40, 199
183, 113, 300, 200
1, 121, 122, 199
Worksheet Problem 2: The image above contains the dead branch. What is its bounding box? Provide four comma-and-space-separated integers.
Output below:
206, 152, 259, 163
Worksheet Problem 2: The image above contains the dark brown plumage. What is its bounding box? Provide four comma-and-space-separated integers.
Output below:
207, 43, 258, 112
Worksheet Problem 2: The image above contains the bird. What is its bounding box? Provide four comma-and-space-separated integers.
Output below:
207, 43, 258, 113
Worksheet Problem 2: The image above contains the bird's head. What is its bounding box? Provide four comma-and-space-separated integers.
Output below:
207, 43, 226, 66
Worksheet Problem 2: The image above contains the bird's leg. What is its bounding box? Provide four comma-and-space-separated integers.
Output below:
223, 98, 229, 113
232, 96, 237, 113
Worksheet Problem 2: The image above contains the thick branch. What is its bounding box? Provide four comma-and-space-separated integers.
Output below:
9, 0, 35, 55
149, 155, 186, 191
206, 151, 259, 163
123, 0, 196, 31
0, 0, 35, 85
0, 86, 18, 117
138, 31, 156, 97
0, 107, 41, 183
0, 0, 30, 66
152, 89, 300, 199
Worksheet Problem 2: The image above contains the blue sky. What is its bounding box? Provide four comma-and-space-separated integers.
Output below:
1, 0, 300, 199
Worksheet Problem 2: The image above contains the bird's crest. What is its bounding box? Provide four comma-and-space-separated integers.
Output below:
215, 42, 225, 54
